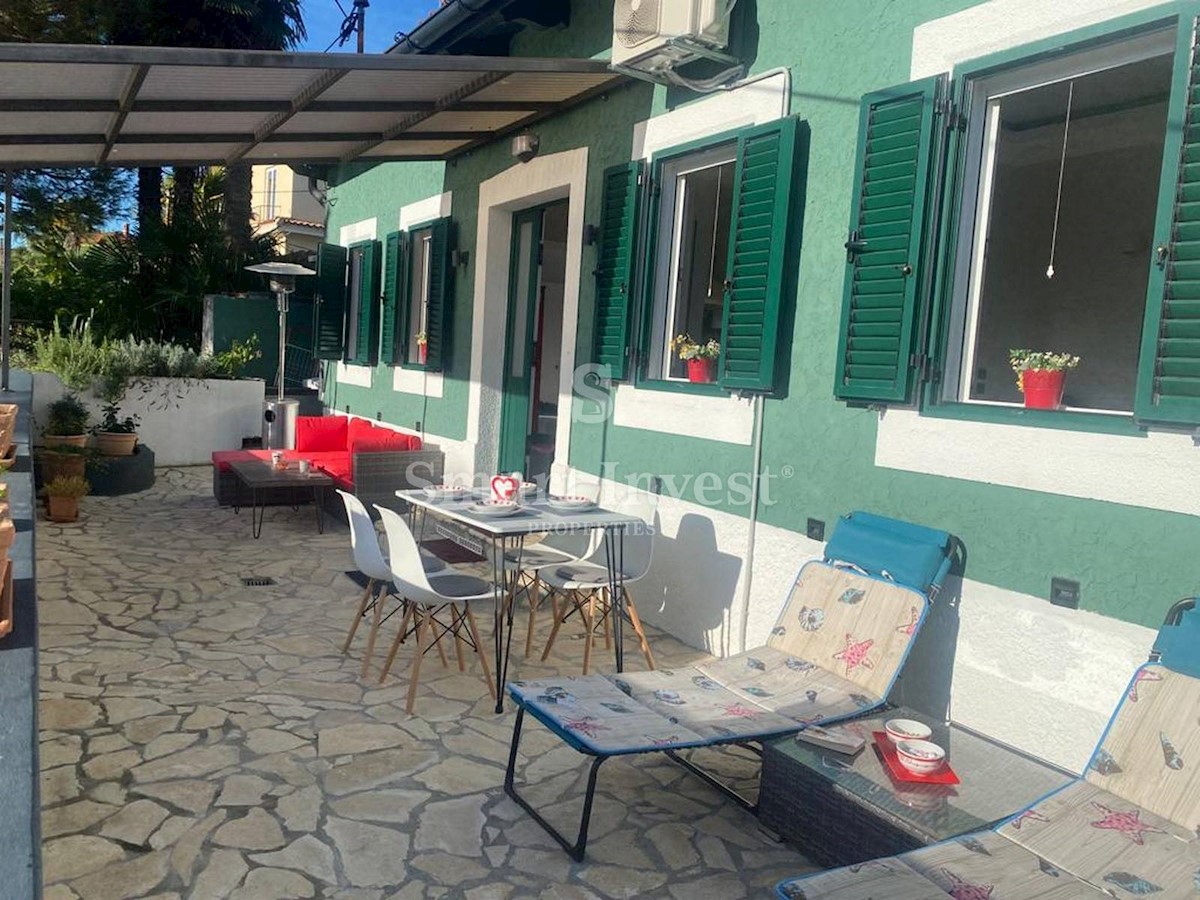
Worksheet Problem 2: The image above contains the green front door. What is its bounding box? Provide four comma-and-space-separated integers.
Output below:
497, 207, 544, 474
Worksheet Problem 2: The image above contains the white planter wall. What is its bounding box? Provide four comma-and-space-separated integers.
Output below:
31, 371, 265, 466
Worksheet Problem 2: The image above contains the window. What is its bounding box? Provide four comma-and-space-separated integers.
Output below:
945, 36, 1172, 414
835, 13, 1200, 428
407, 227, 433, 363
648, 142, 736, 381
263, 167, 278, 220
380, 219, 452, 369
592, 118, 801, 394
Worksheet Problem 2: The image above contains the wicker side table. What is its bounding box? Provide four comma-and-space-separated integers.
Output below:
758, 710, 1073, 867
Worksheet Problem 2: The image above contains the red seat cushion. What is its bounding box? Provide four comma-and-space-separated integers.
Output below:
296, 416, 348, 452
350, 429, 420, 453
310, 455, 353, 484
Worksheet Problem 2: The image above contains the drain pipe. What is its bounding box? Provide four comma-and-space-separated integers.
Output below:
737, 394, 765, 653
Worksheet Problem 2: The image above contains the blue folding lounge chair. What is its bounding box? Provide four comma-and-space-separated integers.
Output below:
775, 595, 1200, 900
505, 511, 956, 860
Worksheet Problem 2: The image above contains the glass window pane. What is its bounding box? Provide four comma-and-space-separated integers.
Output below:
959, 51, 1171, 412
511, 219, 535, 378
406, 228, 432, 362
346, 246, 363, 358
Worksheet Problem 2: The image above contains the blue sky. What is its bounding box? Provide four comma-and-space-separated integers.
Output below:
300, 0, 442, 53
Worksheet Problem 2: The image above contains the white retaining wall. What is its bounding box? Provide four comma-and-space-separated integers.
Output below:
31, 371, 265, 466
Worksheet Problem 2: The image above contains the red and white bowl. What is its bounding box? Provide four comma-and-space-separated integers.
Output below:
547, 495, 596, 511
895, 739, 946, 776
884, 718, 932, 745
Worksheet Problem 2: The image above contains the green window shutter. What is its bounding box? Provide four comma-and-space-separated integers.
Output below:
313, 242, 348, 360
594, 161, 643, 381
834, 76, 945, 402
1136, 23, 1200, 425
718, 117, 800, 393
349, 239, 381, 366
423, 217, 453, 371
380, 230, 408, 366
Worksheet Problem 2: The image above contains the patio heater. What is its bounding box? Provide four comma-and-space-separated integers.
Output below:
245, 261, 315, 450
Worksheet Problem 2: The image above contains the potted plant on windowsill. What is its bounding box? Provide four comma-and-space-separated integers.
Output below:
671, 334, 721, 384
416, 331, 428, 365
93, 401, 140, 456
45, 474, 89, 523
43, 395, 90, 449
1009, 349, 1081, 410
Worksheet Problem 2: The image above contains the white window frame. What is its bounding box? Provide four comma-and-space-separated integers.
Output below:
647, 141, 737, 382
406, 226, 434, 364
940, 27, 1175, 415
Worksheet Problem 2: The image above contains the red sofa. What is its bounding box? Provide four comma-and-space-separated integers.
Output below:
212, 415, 444, 513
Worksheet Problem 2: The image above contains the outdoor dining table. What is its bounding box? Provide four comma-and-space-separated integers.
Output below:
395, 488, 643, 713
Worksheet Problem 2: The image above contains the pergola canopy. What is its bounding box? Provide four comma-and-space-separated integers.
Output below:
0, 43, 626, 168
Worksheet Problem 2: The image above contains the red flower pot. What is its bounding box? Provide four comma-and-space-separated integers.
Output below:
1021, 369, 1066, 409
687, 357, 717, 384
418, 343, 428, 365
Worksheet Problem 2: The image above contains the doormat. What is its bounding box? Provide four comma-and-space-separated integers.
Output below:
422, 538, 487, 565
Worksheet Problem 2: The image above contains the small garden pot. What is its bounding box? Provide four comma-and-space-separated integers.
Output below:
95, 431, 138, 456
47, 496, 80, 523
1020, 369, 1066, 409
44, 433, 87, 450
687, 357, 717, 384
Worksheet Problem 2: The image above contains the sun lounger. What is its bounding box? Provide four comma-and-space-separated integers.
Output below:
505, 511, 956, 860
776, 595, 1200, 899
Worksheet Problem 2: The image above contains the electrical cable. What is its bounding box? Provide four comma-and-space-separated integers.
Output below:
1046, 80, 1074, 280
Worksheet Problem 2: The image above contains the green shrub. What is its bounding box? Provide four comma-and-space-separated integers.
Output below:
45, 395, 90, 435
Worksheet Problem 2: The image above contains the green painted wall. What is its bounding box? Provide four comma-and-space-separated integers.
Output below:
325, 0, 1200, 629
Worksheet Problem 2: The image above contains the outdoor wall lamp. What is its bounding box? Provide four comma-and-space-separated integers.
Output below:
512, 133, 540, 163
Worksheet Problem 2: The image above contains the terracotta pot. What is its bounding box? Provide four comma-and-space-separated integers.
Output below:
47, 495, 79, 523
686, 357, 718, 384
41, 451, 87, 484
44, 433, 87, 450
1020, 369, 1066, 410
95, 431, 138, 456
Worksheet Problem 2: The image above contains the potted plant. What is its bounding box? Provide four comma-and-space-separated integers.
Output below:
93, 401, 140, 456
43, 395, 90, 449
1009, 349, 1081, 410
671, 334, 721, 384
416, 331, 428, 365
45, 474, 89, 523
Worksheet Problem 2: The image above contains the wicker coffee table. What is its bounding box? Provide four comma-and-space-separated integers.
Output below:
758, 709, 1073, 867
229, 460, 333, 539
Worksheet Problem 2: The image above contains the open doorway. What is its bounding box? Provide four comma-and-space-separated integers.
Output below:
497, 200, 569, 484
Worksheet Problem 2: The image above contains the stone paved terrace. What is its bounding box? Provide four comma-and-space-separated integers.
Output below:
36, 468, 812, 899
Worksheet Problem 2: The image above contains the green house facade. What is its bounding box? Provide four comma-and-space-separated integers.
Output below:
317, 0, 1200, 771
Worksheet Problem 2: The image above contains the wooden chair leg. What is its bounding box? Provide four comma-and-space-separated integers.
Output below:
451, 603, 467, 672
342, 579, 373, 653
378, 599, 414, 684
602, 592, 613, 651
405, 606, 428, 714
540, 588, 571, 662
524, 574, 541, 658
581, 594, 596, 676
361, 583, 384, 679
465, 606, 496, 701
623, 587, 657, 671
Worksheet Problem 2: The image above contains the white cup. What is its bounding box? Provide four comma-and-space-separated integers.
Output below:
298, 459, 310, 475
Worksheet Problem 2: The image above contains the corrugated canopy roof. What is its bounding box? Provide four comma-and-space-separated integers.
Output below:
0, 43, 625, 168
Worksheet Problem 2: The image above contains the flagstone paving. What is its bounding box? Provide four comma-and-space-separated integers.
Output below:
37, 468, 812, 898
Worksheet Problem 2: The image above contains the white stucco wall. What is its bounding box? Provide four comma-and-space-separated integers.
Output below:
32, 371, 265, 467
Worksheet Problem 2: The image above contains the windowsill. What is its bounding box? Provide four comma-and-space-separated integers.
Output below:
633, 377, 725, 397
922, 400, 1148, 437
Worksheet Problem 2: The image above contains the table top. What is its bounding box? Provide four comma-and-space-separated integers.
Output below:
230, 459, 334, 488
766, 709, 1074, 844
397, 488, 642, 537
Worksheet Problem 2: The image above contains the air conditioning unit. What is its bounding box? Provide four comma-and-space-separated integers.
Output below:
612, 0, 733, 78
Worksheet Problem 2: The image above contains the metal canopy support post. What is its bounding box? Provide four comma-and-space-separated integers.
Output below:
2, 168, 11, 392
